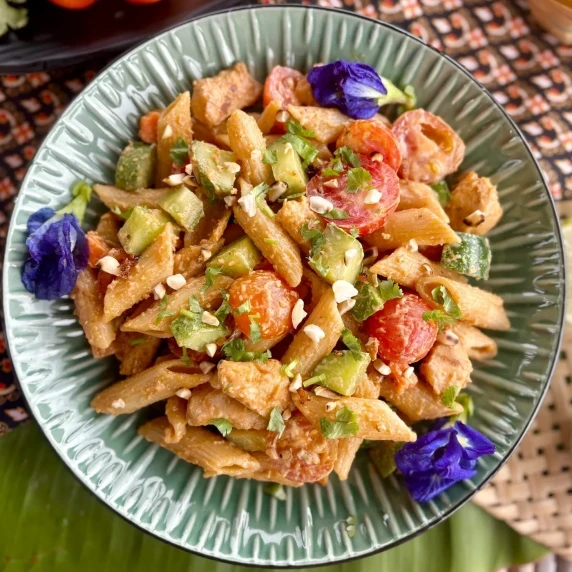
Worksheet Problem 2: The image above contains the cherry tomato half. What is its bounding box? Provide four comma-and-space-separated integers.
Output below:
392, 109, 465, 184
365, 293, 438, 364
228, 270, 298, 340
306, 154, 399, 236
264, 412, 336, 483
336, 119, 402, 172
48, 0, 97, 8
263, 66, 304, 109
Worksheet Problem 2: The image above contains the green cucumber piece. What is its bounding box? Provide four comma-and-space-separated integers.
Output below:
430, 180, 451, 208
352, 281, 384, 322
268, 139, 308, 197
115, 142, 156, 191
170, 315, 229, 352
191, 140, 237, 199
311, 350, 371, 396
158, 185, 204, 232
369, 441, 403, 478
207, 236, 262, 278
117, 206, 171, 256
441, 232, 491, 280
309, 224, 363, 285
226, 429, 267, 452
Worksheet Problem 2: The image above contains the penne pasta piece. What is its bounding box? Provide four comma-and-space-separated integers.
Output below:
301, 266, 329, 315
155, 91, 192, 186
226, 428, 269, 452
370, 247, 467, 288
397, 180, 449, 222
446, 171, 503, 235
248, 453, 304, 487
275, 196, 323, 254
281, 289, 344, 377
93, 184, 169, 211
374, 371, 463, 422
183, 196, 229, 247
91, 359, 211, 415
293, 390, 416, 442
365, 208, 461, 251
244, 332, 289, 354
95, 212, 121, 247
215, 359, 291, 418
419, 342, 473, 395
186, 384, 267, 430
257, 100, 282, 135
91, 344, 117, 359
114, 332, 161, 376
334, 438, 362, 481
173, 238, 225, 279
165, 395, 188, 444
415, 276, 510, 331
227, 110, 273, 186
286, 105, 353, 143
121, 274, 233, 337
103, 224, 175, 322
233, 202, 303, 287
139, 417, 260, 478
453, 322, 498, 361
71, 268, 119, 351
353, 374, 380, 399
191, 63, 263, 128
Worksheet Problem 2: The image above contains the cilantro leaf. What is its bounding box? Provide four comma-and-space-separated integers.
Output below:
281, 133, 318, 168
301, 223, 330, 277
431, 286, 462, 319
214, 290, 232, 323
155, 294, 174, 324
346, 167, 372, 194
209, 418, 233, 437
323, 208, 349, 220
180, 347, 194, 367
251, 183, 274, 218
188, 296, 203, 315
320, 406, 359, 439
280, 360, 299, 378
249, 317, 262, 342
430, 180, 451, 208
322, 156, 344, 178
341, 328, 362, 358
129, 337, 147, 347
111, 205, 133, 220
264, 482, 287, 501
422, 310, 455, 331
262, 149, 278, 165
267, 406, 285, 436
169, 138, 189, 166
202, 266, 223, 293
286, 119, 315, 139
378, 279, 403, 302
441, 385, 459, 409
221, 338, 270, 363
302, 373, 327, 387
352, 281, 384, 322
309, 255, 330, 278
349, 227, 359, 238
235, 300, 252, 315
335, 146, 360, 168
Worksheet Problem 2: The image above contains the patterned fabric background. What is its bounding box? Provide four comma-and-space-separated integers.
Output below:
0, 0, 570, 434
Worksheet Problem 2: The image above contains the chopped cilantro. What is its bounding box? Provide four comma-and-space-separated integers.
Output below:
349, 227, 359, 238
379, 279, 403, 302
264, 238, 278, 245
280, 360, 299, 378
221, 338, 271, 363
352, 281, 384, 322
432, 286, 462, 319
335, 146, 360, 168
202, 266, 223, 293
322, 156, 344, 178
111, 205, 133, 220
249, 317, 262, 342
209, 418, 233, 437
422, 310, 456, 331
323, 208, 349, 220
320, 407, 359, 439
341, 328, 362, 358
310, 255, 330, 278
235, 300, 252, 315
180, 347, 194, 367
251, 183, 274, 218
264, 482, 287, 501
441, 385, 459, 409
267, 406, 285, 436
302, 373, 327, 387
282, 133, 318, 168
278, 191, 306, 202
129, 337, 147, 346
155, 295, 174, 324
169, 138, 189, 166
189, 296, 203, 314
214, 291, 232, 323
262, 149, 278, 165
301, 223, 330, 277
286, 119, 316, 139
346, 167, 372, 194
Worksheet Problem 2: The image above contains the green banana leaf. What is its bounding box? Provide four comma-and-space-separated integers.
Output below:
0, 423, 547, 572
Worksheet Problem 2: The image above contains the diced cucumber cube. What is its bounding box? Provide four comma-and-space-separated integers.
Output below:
311, 350, 371, 396
115, 142, 156, 191
268, 139, 308, 197
191, 140, 237, 199
441, 232, 491, 280
207, 236, 262, 278
117, 206, 171, 256
158, 184, 204, 232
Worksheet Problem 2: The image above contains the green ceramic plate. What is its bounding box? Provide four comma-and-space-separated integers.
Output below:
2, 5, 566, 568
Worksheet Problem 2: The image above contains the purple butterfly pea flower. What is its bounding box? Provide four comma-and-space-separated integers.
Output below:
307, 60, 416, 120
395, 421, 495, 503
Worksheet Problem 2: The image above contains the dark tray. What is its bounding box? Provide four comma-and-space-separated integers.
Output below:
0, 0, 248, 73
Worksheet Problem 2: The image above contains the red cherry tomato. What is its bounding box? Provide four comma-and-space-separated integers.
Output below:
264, 412, 336, 483
48, 0, 97, 8
336, 119, 402, 172
392, 109, 465, 184
228, 270, 298, 340
365, 293, 438, 364
263, 66, 304, 108
138, 110, 160, 144
306, 154, 399, 236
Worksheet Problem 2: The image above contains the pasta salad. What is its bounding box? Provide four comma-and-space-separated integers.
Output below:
21, 60, 506, 502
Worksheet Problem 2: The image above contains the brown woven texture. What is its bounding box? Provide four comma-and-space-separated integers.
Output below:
474, 326, 572, 560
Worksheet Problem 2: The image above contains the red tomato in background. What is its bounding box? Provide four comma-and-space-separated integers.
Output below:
228, 271, 298, 340
124, 0, 163, 4
48, 0, 97, 8
365, 293, 438, 364
263, 66, 304, 108
336, 119, 402, 172
306, 154, 399, 237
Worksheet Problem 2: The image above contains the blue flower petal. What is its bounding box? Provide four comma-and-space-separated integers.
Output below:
26, 207, 55, 234
454, 422, 496, 460
395, 428, 456, 475
403, 472, 462, 503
